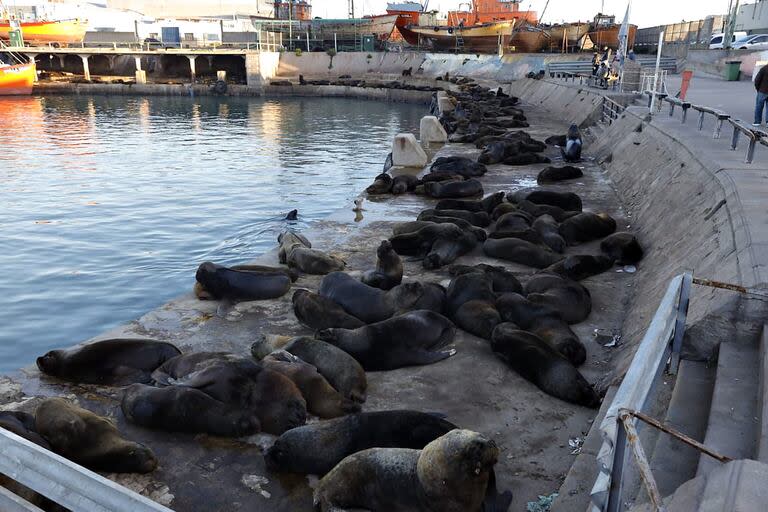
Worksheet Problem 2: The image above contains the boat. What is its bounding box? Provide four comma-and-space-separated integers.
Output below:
545, 22, 589, 52
509, 23, 550, 53
0, 19, 87, 45
398, 20, 516, 52
587, 13, 636, 50
311, 15, 399, 41
363, 13, 400, 40
0, 59, 35, 95
386, 1, 426, 40
447, 0, 537, 26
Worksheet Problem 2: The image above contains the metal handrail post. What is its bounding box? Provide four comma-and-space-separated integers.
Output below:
607, 419, 629, 512
668, 272, 692, 376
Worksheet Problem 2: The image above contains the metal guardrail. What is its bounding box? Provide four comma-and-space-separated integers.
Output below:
602, 96, 627, 125
0, 427, 173, 512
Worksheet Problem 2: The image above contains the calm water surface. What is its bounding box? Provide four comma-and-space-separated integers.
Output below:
0, 95, 423, 372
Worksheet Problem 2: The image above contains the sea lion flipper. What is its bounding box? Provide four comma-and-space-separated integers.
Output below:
482, 469, 513, 512
216, 299, 236, 318
403, 348, 456, 366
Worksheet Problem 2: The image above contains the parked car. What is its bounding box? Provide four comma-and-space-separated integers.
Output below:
733, 34, 768, 50
709, 32, 748, 49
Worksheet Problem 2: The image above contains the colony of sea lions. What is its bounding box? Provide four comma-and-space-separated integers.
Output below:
22, 76, 644, 511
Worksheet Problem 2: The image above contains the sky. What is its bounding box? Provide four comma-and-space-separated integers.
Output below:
315, 0, 734, 28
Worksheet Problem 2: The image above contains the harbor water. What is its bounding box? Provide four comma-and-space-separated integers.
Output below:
0, 94, 423, 372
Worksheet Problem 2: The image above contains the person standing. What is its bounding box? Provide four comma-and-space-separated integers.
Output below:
754, 64, 768, 127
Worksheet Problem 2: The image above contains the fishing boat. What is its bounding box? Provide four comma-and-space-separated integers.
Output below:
386, 1, 426, 40
509, 22, 550, 53
588, 13, 636, 50
448, 0, 537, 26
398, 20, 516, 52
311, 15, 399, 42
0, 18, 87, 45
0, 58, 35, 95
545, 22, 589, 52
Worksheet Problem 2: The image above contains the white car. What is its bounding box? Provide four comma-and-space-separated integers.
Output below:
709, 32, 748, 49
734, 34, 768, 50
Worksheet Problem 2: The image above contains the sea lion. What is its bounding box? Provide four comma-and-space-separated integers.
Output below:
424, 178, 484, 199
435, 191, 505, 214
490, 201, 521, 221
251, 336, 367, 403
316, 310, 456, 371
524, 273, 592, 324
532, 214, 567, 253
366, 172, 393, 195
313, 429, 499, 512
477, 141, 507, 164
544, 134, 567, 146
449, 263, 522, 294
559, 212, 617, 245
419, 208, 491, 227
262, 351, 361, 418
389, 223, 478, 270
151, 353, 307, 435
194, 264, 298, 302
195, 261, 291, 301
517, 199, 580, 222
495, 293, 586, 366
121, 383, 261, 437
405, 216, 488, 242
560, 124, 583, 163
537, 165, 583, 183
490, 325, 599, 407
319, 271, 395, 324
392, 174, 419, 194
0, 411, 50, 448
600, 232, 643, 265
292, 289, 366, 330
430, 156, 487, 178
361, 240, 403, 290
503, 153, 550, 165
35, 398, 157, 473
445, 273, 500, 339
36, 338, 181, 386
509, 189, 583, 212
545, 254, 615, 281
285, 209, 298, 220
278, 230, 346, 275
388, 281, 447, 315
483, 238, 563, 268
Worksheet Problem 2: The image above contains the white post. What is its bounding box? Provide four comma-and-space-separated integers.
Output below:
306, 31, 310, 52
334, 33, 337, 53
649, 31, 664, 114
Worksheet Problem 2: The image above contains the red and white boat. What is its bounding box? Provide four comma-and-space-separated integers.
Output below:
0, 58, 35, 95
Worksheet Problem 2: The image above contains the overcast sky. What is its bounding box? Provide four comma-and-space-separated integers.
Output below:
315, 0, 733, 28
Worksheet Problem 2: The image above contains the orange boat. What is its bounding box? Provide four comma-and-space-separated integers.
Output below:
448, 0, 537, 26
588, 14, 636, 50
0, 19, 87, 45
0, 60, 35, 95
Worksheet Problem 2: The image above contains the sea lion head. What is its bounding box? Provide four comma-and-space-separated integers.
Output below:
265, 426, 323, 473
250, 334, 292, 360
377, 239, 394, 258
118, 442, 159, 474
314, 329, 339, 345
36, 350, 64, 376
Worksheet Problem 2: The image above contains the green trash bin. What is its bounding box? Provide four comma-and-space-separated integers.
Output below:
725, 61, 742, 81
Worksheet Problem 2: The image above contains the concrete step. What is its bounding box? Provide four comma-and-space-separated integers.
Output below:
649, 360, 716, 498
757, 325, 768, 462
552, 386, 618, 511
696, 341, 760, 477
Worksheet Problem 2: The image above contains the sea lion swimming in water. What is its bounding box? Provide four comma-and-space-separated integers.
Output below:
36, 338, 181, 386
195, 261, 292, 301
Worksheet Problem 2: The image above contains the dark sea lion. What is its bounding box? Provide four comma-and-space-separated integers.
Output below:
483, 238, 563, 268
365, 172, 393, 195
419, 208, 491, 227
424, 178, 484, 198
278, 231, 346, 275
503, 153, 550, 165
389, 223, 478, 270
600, 232, 643, 264
419, 171, 465, 183
388, 281, 447, 315
533, 214, 567, 253
477, 141, 507, 164
517, 199, 580, 222
0, 411, 50, 448
537, 165, 583, 183
195, 261, 291, 301
313, 429, 499, 512
559, 212, 617, 245
495, 293, 586, 366
408, 216, 488, 241
361, 240, 403, 290
545, 254, 616, 281
491, 324, 598, 407
422, 228, 478, 269
435, 191, 505, 214
494, 211, 531, 232
36, 398, 157, 473
36, 338, 181, 386
490, 201, 522, 221
510, 189, 583, 212
292, 289, 365, 330
431, 156, 487, 178
121, 383, 261, 437
262, 351, 361, 418
391, 174, 419, 194
319, 271, 394, 324
285, 209, 298, 220
251, 336, 367, 403
316, 310, 456, 371
544, 134, 567, 146
449, 263, 522, 294
445, 273, 500, 339
524, 273, 592, 324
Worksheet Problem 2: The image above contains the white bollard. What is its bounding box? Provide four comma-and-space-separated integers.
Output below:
420, 116, 447, 144
392, 133, 428, 167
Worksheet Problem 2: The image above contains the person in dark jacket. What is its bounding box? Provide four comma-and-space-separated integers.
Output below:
754, 65, 768, 126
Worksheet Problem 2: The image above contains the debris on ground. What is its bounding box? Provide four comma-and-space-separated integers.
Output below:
568, 437, 584, 455
241, 475, 271, 499
527, 492, 559, 512
594, 329, 622, 347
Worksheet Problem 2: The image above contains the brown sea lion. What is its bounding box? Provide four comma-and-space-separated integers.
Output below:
545, 254, 615, 281
361, 240, 403, 290
600, 232, 643, 265
483, 238, 563, 269
195, 261, 292, 301
278, 231, 346, 275
524, 273, 592, 324
292, 289, 366, 330
559, 212, 617, 245
194, 264, 298, 299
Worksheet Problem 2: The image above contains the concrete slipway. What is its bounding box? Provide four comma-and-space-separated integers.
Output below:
2, 73, 766, 511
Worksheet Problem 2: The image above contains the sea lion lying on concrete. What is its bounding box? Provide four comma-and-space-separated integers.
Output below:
391, 174, 420, 194
537, 165, 583, 183
36, 338, 181, 386
503, 153, 551, 166
316, 310, 456, 371
490, 212, 542, 244
361, 240, 403, 290
366, 173, 393, 195
524, 273, 592, 324
516, 198, 580, 222
251, 336, 367, 404
278, 230, 345, 275
545, 254, 615, 281
36, 398, 157, 473
430, 156, 487, 178
483, 238, 563, 269
533, 214, 567, 253
151, 353, 307, 435
495, 293, 586, 366
435, 191, 505, 214
405, 216, 488, 242
544, 134, 567, 146
600, 232, 643, 265
509, 189, 583, 212
490, 201, 521, 220
292, 289, 365, 330
121, 383, 261, 437
0, 411, 50, 448
195, 261, 292, 301
449, 263, 522, 294
559, 212, 617, 245
419, 208, 491, 227
262, 351, 361, 418
445, 273, 501, 339
491, 325, 599, 407
313, 429, 499, 512
389, 222, 479, 269
194, 264, 298, 300
424, 178, 484, 199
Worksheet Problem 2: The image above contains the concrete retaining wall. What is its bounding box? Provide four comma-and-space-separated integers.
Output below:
682, 48, 767, 79
245, 51, 280, 86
